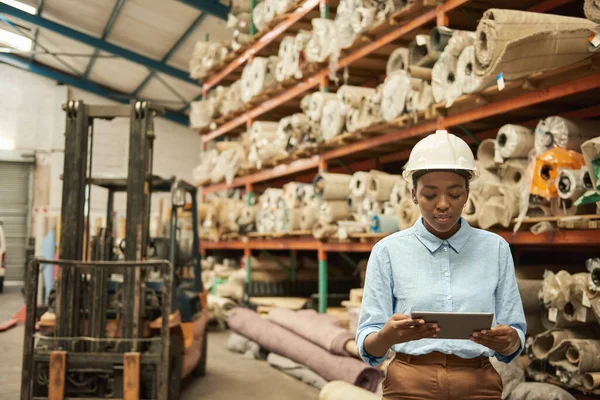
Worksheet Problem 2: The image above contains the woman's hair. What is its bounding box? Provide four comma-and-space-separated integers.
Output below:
412, 169, 471, 192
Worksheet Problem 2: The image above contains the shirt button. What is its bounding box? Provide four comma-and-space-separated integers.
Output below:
447, 295, 452, 300
444, 272, 449, 277
443, 248, 448, 252
447, 350, 452, 355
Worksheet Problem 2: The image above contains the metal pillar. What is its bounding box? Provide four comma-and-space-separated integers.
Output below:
245, 183, 253, 206
290, 250, 297, 281
318, 247, 327, 313
191, 190, 203, 293
244, 248, 252, 284
320, 0, 329, 18
250, 0, 257, 36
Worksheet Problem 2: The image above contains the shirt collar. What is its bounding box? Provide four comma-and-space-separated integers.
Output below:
413, 217, 472, 254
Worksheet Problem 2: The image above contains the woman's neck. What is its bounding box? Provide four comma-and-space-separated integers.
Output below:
423, 219, 461, 240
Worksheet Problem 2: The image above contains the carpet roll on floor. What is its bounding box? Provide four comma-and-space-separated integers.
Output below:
268, 353, 328, 389
585, 0, 600, 23
269, 308, 355, 356
534, 116, 600, 154
495, 124, 534, 162
314, 172, 352, 200
319, 381, 381, 400
381, 70, 412, 121
386, 47, 410, 74
473, 9, 595, 81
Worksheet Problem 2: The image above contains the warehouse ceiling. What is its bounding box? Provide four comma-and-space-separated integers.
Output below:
0, 0, 233, 125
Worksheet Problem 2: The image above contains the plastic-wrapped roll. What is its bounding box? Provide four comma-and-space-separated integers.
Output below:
585, 0, 600, 23
320, 99, 347, 140
431, 54, 459, 105
389, 179, 410, 206
251, 56, 279, 96
358, 95, 382, 128
189, 100, 213, 129
368, 173, 402, 202
387, 47, 409, 75
351, 7, 377, 34
371, 214, 399, 233
334, 2, 357, 50
320, 201, 352, 223
284, 208, 302, 231
312, 221, 337, 240
345, 108, 362, 134
534, 116, 600, 155
581, 137, 600, 189
381, 70, 411, 121
473, 9, 595, 81
240, 63, 255, 103
406, 80, 434, 113
337, 86, 377, 109
477, 138, 497, 170
396, 198, 420, 230
302, 92, 338, 122
283, 182, 304, 208
232, 30, 251, 51
455, 46, 495, 95
253, 1, 267, 32
220, 80, 244, 116
300, 205, 319, 230
556, 168, 587, 201
306, 18, 338, 63
274, 0, 295, 15
408, 35, 439, 68
430, 26, 454, 53
495, 124, 534, 161
250, 121, 279, 137
350, 171, 373, 198
498, 159, 528, 189
314, 173, 352, 200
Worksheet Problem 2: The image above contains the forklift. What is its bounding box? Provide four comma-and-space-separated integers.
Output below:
20, 100, 208, 400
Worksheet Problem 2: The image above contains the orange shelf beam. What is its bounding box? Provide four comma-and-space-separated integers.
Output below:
201, 0, 320, 93
200, 0, 471, 144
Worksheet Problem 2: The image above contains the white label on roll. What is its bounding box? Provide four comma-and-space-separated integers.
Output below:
590, 28, 600, 47
548, 307, 558, 323
416, 35, 427, 46
582, 292, 591, 308
496, 72, 505, 91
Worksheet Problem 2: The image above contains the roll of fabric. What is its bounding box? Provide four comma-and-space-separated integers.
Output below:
444, 30, 476, 58
267, 353, 328, 389
300, 205, 319, 230
408, 35, 439, 67
387, 47, 410, 75
189, 41, 229, 79
240, 62, 255, 103
478, 186, 519, 229
251, 56, 279, 97
531, 329, 594, 360
431, 53, 459, 105
320, 381, 381, 400
455, 45, 495, 95
232, 30, 251, 51
498, 159, 528, 189
252, 1, 267, 32
276, 36, 297, 82
228, 308, 382, 391
381, 70, 412, 121
337, 86, 377, 109
350, 171, 374, 198
337, 220, 367, 239
495, 124, 534, 162
306, 18, 338, 63
263, 0, 277, 24
351, 6, 377, 34
189, 100, 214, 129
396, 198, 420, 230
269, 308, 355, 356
320, 200, 352, 223
389, 179, 410, 207
321, 99, 347, 140
345, 108, 362, 134
585, 0, 600, 23
312, 221, 338, 239
220, 80, 244, 116
371, 214, 399, 233
473, 9, 595, 81
581, 137, 600, 191
477, 138, 497, 170
430, 26, 454, 53
226, 332, 264, 359
556, 168, 587, 201
406, 80, 434, 113
274, 0, 295, 15
367, 172, 401, 202
534, 116, 600, 155
314, 172, 352, 200
547, 339, 600, 374
302, 92, 338, 122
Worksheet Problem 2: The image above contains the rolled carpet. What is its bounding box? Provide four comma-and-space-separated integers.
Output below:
319, 380, 381, 400
386, 47, 410, 75
455, 45, 495, 95
585, 0, 600, 23
473, 9, 595, 80
534, 116, 600, 155
495, 124, 534, 162
228, 307, 382, 391
381, 70, 412, 121
269, 308, 355, 356
267, 353, 328, 389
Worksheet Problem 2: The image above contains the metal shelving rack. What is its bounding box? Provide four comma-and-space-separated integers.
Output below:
195, 0, 600, 314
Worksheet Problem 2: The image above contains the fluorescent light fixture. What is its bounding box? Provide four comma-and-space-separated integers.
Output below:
0, 0, 36, 14
0, 137, 16, 151
0, 28, 32, 51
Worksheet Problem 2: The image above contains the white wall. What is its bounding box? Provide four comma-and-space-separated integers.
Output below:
0, 64, 201, 227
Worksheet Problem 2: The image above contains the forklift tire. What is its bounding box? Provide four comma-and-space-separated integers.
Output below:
191, 327, 207, 377
169, 334, 184, 400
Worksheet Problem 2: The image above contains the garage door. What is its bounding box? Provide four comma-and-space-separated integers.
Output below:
0, 161, 32, 282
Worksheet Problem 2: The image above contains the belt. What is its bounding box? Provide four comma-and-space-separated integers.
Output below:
395, 352, 489, 368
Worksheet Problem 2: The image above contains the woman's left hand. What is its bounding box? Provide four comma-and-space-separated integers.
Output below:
470, 324, 520, 356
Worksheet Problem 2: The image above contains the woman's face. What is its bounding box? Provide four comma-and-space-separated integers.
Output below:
412, 171, 468, 237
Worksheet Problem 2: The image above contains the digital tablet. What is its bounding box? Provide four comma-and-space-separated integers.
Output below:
410, 311, 494, 340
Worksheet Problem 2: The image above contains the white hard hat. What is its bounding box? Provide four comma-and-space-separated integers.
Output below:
402, 130, 479, 182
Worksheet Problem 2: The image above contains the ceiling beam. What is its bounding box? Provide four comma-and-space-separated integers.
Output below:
177, 0, 228, 20
0, 3, 200, 87
0, 53, 189, 126
82, 0, 125, 79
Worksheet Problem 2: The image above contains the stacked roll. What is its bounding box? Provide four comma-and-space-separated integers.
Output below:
534, 116, 600, 155
219, 80, 244, 117
408, 35, 439, 68
381, 70, 412, 121
247, 121, 286, 169
276, 30, 313, 82
189, 41, 230, 79
306, 19, 339, 63
240, 56, 279, 103
190, 86, 228, 129
338, 85, 378, 133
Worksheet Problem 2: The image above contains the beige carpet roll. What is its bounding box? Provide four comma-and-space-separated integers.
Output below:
314, 172, 353, 200
312, 221, 338, 239
498, 159, 528, 189
556, 168, 587, 201
478, 186, 519, 229
252, 1, 267, 32
585, 0, 600, 23
406, 80, 434, 113
548, 339, 600, 373
396, 198, 420, 230
431, 54, 459, 106
495, 124, 534, 162
534, 116, 600, 155
320, 201, 352, 223
367, 173, 402, 202
387, 47, 410, 74
389, 179, 411, 206
240, 63, 255, 103
455, 45, 495, 95
444, 30, 476, 58
232, 30, 251, 51
381, 70, 412, 121
220, 80, 244, 116
345, 108, 362, 134
284, 208, 302, 231
350, 171, 374, 198
473, 9, 595, 80
320, 99, 347, 140
477, 138, 497, 170
302, 92, 338, 122
189, 100, 214, 129
300, 205, 319, 230
306, 18, 338, 63
274, 0, 295, 15
337, 86, 377, 109
251, 56, 279, 97
319, 380, 380, 400
408, 35, 439, 68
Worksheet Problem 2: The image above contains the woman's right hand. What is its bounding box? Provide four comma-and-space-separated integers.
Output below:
378, 314, 439, 347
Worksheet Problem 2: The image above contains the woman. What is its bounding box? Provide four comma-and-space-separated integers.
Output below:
356, 130, 526, 400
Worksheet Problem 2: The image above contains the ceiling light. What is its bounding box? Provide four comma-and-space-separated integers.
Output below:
0, 0, 36, 14
0, 28, 32, 51
0, 137, 16, 151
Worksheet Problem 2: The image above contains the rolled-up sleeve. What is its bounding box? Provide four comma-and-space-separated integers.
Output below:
494, 241, 527, 363
356, 242, 395, 366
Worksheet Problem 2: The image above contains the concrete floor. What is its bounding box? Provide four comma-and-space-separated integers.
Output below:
0, 288, 319, 400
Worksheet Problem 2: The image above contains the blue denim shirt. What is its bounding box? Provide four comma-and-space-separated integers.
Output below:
356, 218, 526, 367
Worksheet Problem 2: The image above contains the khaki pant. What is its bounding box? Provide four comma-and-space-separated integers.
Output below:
382, 352, 503, 400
